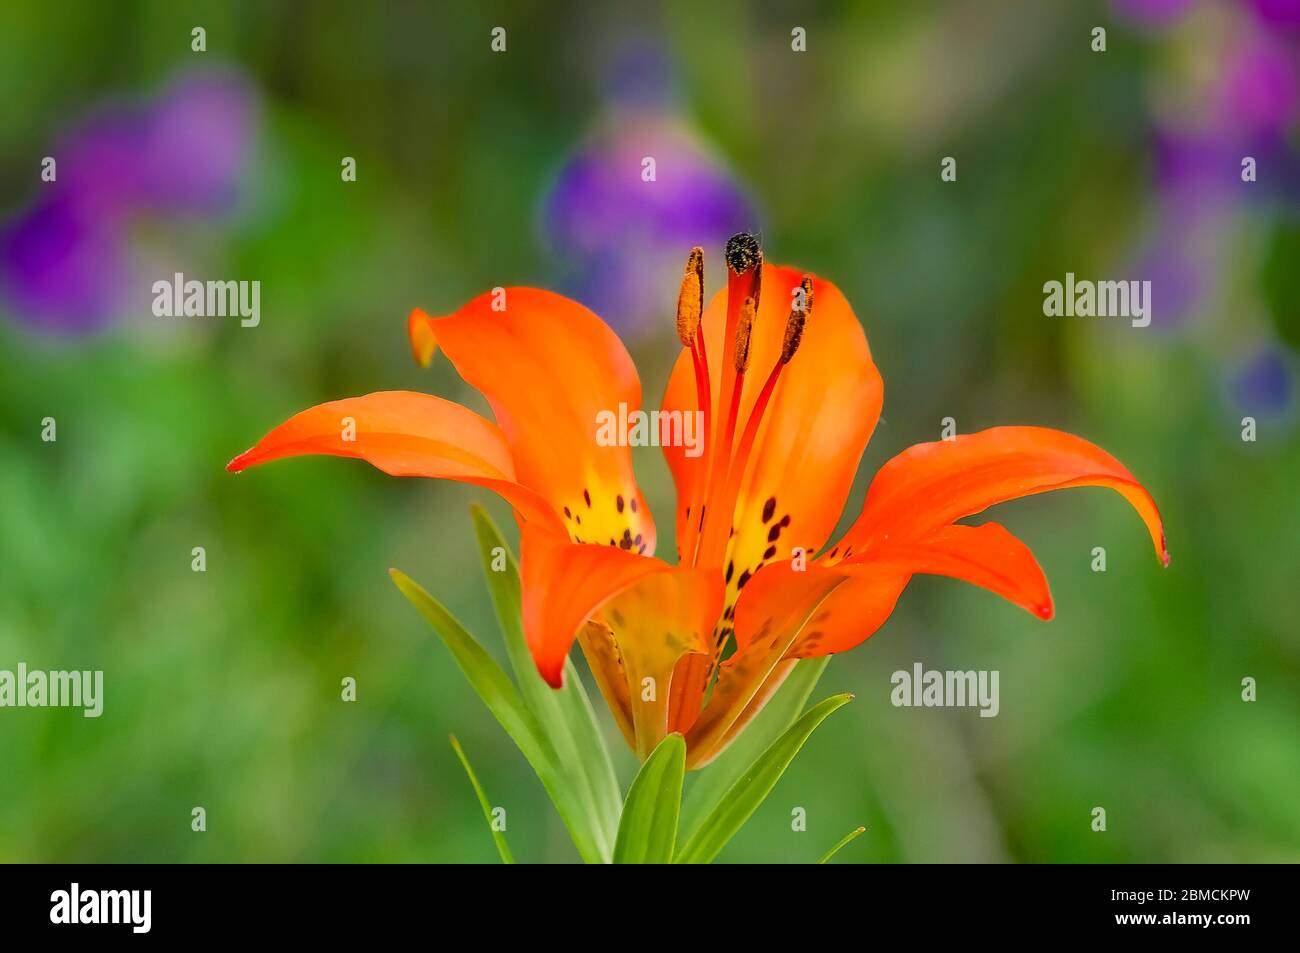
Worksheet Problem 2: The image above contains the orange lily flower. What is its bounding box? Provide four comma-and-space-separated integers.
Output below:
228, 233, 1167, 768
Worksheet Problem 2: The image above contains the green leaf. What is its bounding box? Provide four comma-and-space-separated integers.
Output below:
675, 692, 853, 864
613, 733, 686, 864
469, 506, 621, 858
555, 658, 623, 850
389, 568, 605, 864
449, 734, 515, 864
680, 657, 828, 842
817, 825, 865, 864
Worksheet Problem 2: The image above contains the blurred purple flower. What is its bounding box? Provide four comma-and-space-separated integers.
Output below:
0, 196, 127, 332
1217, 32, 1299, 137
1246, 0, 1300, 28
1134, 232, 1208, 330
542, 45, 756, 336
1112, 0, 1196, 29
1, 69, 256, 334
1126, 1, 1299, 336
1230, 345, 1294, 417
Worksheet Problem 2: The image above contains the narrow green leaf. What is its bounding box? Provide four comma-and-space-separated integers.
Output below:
449, 734, 516, 864
556, 658, 623, 849
817, 825, 865, 864
389, 568, 605, 864
469, 506, 621, 857
680, 657, 828, 842
675, 692, 853, 864
613, 733, 686, 864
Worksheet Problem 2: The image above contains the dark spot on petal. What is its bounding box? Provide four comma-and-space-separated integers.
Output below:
584, 489, 592, 507
737, 570, 752, 589
563, 506, 571, 518
616, 495, 625, 513
630, 498, 638, 513
763, 545, 777, 560
725, 561, 735, 583
767, 524, 782, 543
762, 497, 776, 523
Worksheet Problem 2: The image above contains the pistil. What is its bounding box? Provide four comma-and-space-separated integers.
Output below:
690, 234, 761, 566
696, 279, 811, 570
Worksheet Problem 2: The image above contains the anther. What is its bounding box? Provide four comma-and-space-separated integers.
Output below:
724, 232, 761, 274
676, 247, 704, 347
725, 232, 762, 316
780, 276, 814, 364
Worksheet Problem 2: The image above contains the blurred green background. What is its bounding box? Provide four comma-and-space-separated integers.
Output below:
1, 0, 1297, 863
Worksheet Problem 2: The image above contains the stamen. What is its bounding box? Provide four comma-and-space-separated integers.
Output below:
697, 296, 754, 568
733, 296, 756, 373
699, 278, 815, 571
679, 255, 712, 566
781, 277, 813, 364
676, 247, 704, 347
681, 336, 711, 555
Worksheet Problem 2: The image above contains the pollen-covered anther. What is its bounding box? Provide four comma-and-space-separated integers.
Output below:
676, 247, 705, 347
781, 276, 814, 364
734, 297, 756, 373
724, 232, 761, 275
724, 232, 763, 311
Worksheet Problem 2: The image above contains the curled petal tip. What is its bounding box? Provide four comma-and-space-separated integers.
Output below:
537, 660, 565, 689
226, 450, 253, 472
408, 307, 439, 368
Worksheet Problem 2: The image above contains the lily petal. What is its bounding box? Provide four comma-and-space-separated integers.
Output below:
576, 619, 635, 750
688, 522, 1052, 764
519, 525, 672, 688
225, 391, 563, 532
520, 523, 723, 757
684, 564, 900, 767
839, 522, 1054, 625
839, 426, 1169, 565
428, 288, 656, 554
